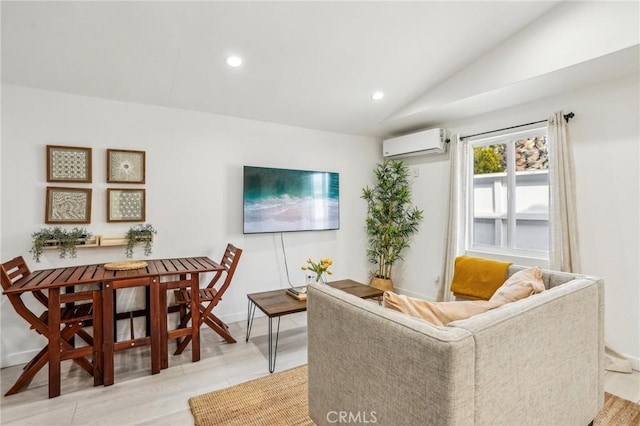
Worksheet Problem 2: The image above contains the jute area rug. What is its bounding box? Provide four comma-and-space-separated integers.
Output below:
189, 365, 640, 425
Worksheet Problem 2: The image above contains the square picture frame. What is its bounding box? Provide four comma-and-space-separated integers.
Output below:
47, 145, 92, 183
45, 187, 92, 224
107, 149, 146, 184
107, 188, 146, 222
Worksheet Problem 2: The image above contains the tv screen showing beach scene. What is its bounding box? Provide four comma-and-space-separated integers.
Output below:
243, 166, 340, 234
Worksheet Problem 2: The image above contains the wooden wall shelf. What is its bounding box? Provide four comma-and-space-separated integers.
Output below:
99, 235, 128, 247
99, 235, 154, 247
40, 234, 154, 250
42, 236, 100, 250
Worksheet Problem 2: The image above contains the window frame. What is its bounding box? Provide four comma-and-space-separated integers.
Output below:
466, 126, 550, 262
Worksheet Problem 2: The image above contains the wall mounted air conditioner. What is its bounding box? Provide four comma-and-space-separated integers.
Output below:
382, 128, 450, 159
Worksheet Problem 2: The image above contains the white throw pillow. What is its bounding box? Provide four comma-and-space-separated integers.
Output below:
489, 266, 545, 305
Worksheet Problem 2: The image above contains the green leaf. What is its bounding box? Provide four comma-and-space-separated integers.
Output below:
362, 160, 423, 279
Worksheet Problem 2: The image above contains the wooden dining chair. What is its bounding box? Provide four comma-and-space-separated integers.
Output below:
1, 256, 102, 396
169, 244, 242, 354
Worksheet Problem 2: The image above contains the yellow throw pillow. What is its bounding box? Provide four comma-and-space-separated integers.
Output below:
450, 256, 512, 300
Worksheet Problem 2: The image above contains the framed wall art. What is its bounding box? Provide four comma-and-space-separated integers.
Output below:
107, 149, 145, 184
107, 188, 146, 222
45, 187, 92, 224
47, 145, 92, 183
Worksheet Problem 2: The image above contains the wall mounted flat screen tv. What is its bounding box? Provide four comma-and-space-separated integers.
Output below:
243, 166, 340, 234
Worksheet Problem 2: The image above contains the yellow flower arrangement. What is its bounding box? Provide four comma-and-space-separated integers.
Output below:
301, 257, 333, 283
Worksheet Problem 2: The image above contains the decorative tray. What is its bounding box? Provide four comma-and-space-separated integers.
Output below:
286, 286, 308, 301
103, 260, 148, 271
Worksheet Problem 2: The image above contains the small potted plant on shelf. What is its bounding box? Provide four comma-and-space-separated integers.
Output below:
30, 227, 92, 262
361, 160, 424, 291
124, 223, 157, 259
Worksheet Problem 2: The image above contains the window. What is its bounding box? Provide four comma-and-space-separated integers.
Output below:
468, 127, 549, 258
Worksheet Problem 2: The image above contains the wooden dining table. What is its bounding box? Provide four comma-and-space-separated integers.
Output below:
2, 256, 222, 398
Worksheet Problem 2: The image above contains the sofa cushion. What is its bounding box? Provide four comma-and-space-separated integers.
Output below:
384, 267, 545, 326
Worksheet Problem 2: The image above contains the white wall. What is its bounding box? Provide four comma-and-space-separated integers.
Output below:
3, 74, 639, 369
0, 84, 380, 367
398, 73, 640, 368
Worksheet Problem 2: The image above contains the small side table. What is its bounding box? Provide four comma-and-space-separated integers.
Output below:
246, 279, 383, 373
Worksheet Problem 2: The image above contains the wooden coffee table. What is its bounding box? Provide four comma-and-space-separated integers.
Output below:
246, 279, 383, 372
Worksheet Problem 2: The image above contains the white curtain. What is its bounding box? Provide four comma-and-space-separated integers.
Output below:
548, 111, 631, 373
438, 135, 469, 302
548, 111, 580, 272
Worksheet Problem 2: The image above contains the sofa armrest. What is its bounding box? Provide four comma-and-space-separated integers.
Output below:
449, 277, 604, 425
307, 283, 475, 426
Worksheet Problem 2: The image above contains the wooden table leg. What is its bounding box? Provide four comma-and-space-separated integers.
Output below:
48, 287, 61, 398
145, 286, 151, 337
150, 276, 161, 374
159, 279, 169, 370
102, 281, 114, 386
190, 273, 200, 363
93, 288, 104, 386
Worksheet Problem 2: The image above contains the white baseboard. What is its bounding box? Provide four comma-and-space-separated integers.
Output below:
6, 308, 638, 374
628, 354, 640, 371
219, 310, 262, 325
4, 348, 43, 368
392, 285, 436, 302
2, 311, 258, 369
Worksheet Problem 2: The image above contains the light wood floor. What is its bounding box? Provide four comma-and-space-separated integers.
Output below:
1, 312, 639, 425
0, 313, 308, 425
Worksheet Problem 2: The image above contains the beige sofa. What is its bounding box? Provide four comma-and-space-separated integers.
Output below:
307, 266, 604, 426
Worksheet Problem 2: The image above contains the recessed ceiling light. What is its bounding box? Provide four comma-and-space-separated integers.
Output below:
226, 56, 243, 67
371, 91, 384, 100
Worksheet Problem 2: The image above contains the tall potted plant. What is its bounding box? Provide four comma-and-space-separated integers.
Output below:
361, 160, 424, 291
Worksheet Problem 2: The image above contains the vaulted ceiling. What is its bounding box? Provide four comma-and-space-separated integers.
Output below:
2, 1, 638, 138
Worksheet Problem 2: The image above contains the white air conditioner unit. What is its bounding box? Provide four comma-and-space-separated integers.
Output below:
382, 128, 450, 159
